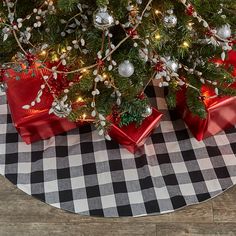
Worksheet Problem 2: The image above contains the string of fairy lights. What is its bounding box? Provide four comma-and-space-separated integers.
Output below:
0, 0, 234, 138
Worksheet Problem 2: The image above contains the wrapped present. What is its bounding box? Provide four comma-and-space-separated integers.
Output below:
108, 108, 163, 153
213, 50, 236, 76
177, 85, 236, 141
225, 50, 236, 76
4, 65, 78, 144
177, 50, 236, 141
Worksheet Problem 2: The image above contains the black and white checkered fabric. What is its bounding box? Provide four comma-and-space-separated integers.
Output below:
1, 83, 236, 217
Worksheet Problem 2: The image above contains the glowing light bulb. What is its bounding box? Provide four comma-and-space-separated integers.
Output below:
102, 73, 108, 79
61, 48, 66, 53
155, 33, 161, 40
182, 41, 190, 48
40, 50, 47, 56
76, 97, 83, 102
155, 10, 161, 15
187, 22, 194, 30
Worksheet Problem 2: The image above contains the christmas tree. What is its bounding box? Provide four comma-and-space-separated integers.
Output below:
0, 0, 235, 139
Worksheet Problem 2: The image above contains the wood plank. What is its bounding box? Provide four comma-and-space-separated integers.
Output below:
0, 175, 213, 224
0, 176, 20, 193
155, 223, 236, 236
3, 222, 236, 236
213, 200, 236, 223
0, 192, 213, 224
212, 187, 236, 204
0, 223, 156, 236
1, 176, 236, 235
154, 202, 213, 223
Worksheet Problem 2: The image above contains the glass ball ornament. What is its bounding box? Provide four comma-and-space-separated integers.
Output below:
217, 24, 231, 39
163, 12, 178, 28
118, 60, 135, 78
165, 57, 179, 72
142, 105, 153, 118
51, 99, 72, 118
0, 82, 7, 92
93, 6, 115, 30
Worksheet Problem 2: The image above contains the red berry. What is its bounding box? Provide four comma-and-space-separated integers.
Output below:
154, 61, 165, 72
127, 28, 138, 39
186, 5, 195, 16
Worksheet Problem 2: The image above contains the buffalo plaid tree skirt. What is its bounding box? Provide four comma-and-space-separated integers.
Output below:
0, 84, 236, 217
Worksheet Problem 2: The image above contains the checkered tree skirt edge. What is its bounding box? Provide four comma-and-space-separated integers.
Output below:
0, 84, 236, 217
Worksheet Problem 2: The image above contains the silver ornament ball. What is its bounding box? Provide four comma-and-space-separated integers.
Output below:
0, 82, 7, 92
163, 13, 178, 28
142, 105, 153, 118
118, 60, 135, 78
51, 100, 72, 118
93, 6, 115, 30
217, 24, 231, 39
166, 58, 179, 72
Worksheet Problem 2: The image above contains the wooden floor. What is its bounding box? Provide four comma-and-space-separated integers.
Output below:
0, 175, 236, 236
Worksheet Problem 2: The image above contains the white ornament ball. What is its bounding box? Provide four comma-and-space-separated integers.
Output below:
217, 24, 231, 39
118, 60, 135, 78
93, 6, 115, 30
163, 13, 178, 28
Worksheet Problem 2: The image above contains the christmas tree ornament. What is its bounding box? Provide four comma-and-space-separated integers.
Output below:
1, 0, 236, 144
50, 98, 72, 118
217, 24, 232, 39
163, 10, 178, 28
93, 6, 115, 30
165, 57, 179, 72
118, 60, 135, 78
142, 105, 153, 118
0, 82, 7, 92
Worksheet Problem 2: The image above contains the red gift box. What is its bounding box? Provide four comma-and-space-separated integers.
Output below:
4, 65, 78, 144
177, 50, 236, 141
213, 50, 236, 76
108, 108, 163, 153
177, 86, 236, 141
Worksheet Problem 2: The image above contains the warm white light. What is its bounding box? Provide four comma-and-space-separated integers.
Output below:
40, 50, 47, 56
103, 73, 108, 79
182, 41, 190, 48
76, 97, 83, 102
155, 33, 161, 40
